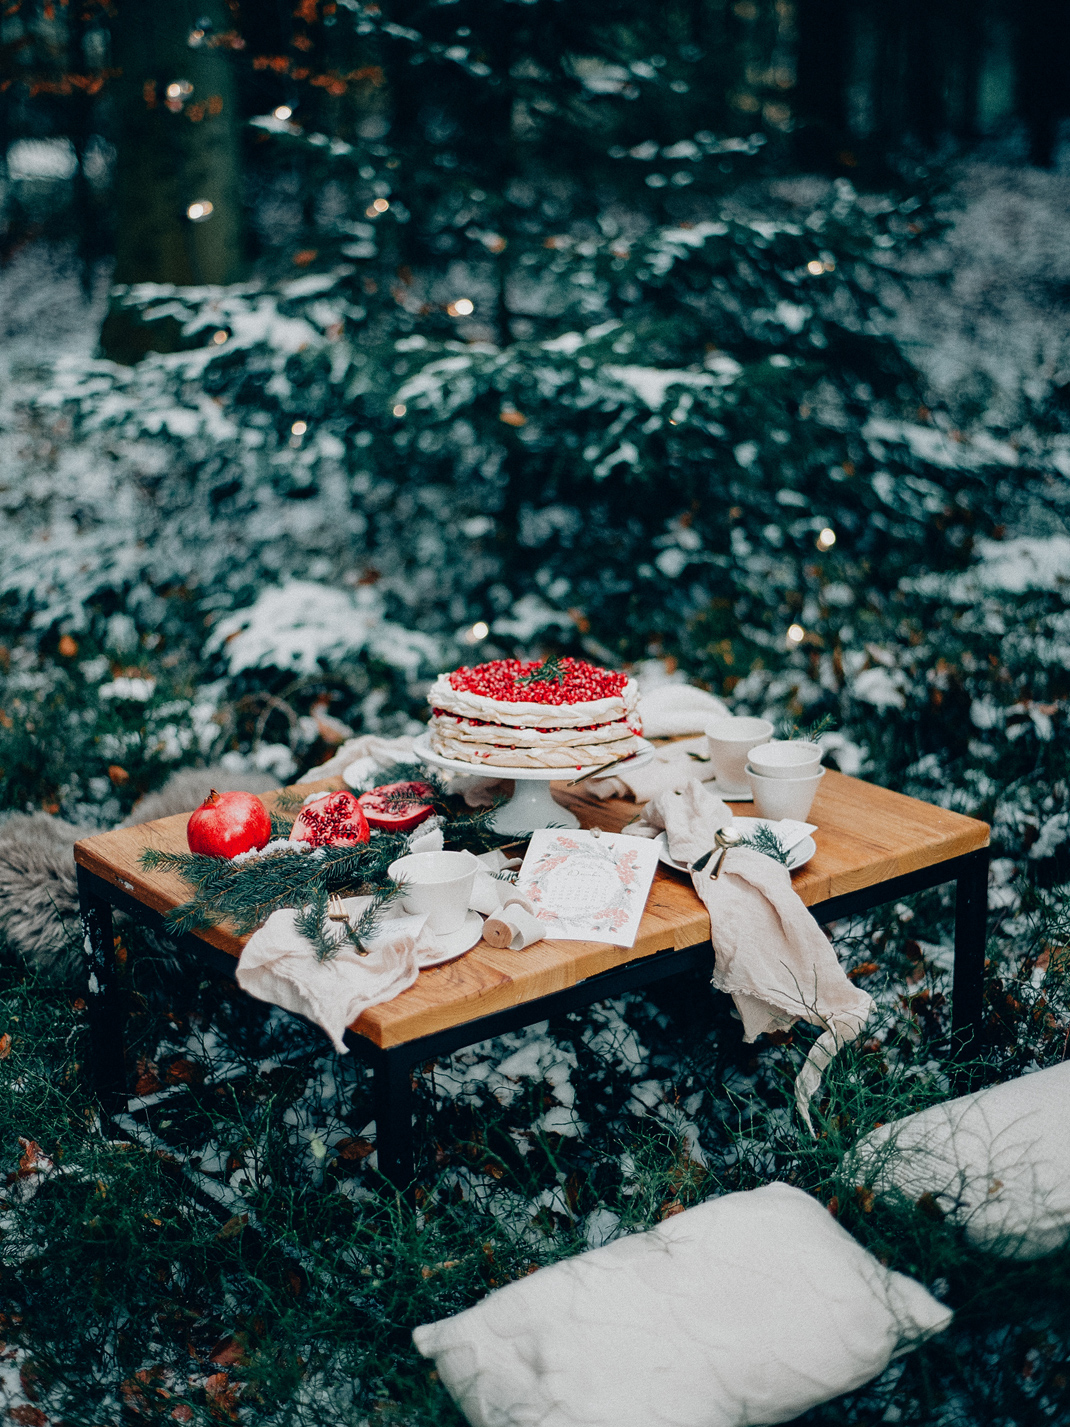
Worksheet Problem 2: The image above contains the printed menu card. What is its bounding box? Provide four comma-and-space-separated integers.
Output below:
515, 829, 660, 948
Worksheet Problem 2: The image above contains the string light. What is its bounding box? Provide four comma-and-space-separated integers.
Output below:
393, 403, 407, 417
816, 527, 836, 551
211, 329, 228, 345
470, 622, 489, 640
291, 420, 307, 436
372, 197, 390, 213
806, 259, 824, 275
273, 105, 293, 121
448, 298, 474, 317
787, 623, 805, 645
186, 200, 214, 221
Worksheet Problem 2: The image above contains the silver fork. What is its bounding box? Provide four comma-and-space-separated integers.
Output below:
327, 893, 350, 924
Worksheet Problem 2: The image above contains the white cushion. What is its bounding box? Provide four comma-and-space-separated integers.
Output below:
852, 1062, 1070, 1260
412, 1182, 951, 1427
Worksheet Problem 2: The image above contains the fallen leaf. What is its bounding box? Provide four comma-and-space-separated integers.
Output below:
171, 1407, 193, 1423
847, 961, 879, 980
57, 635, 78, 657
336, 1137, 374, 1161
205, 1371, 241, 1420
9, 1407, 47, 1426
855, 1186, 875, 1213
108, 764, 130, 785
135, 1059, 161, 1096
214, 1214, 248, 1241
18, 1139, 51, 1176
209, 1336, 245, 1367
165, 1058, 201, 1086
0, 1033, 10, 1059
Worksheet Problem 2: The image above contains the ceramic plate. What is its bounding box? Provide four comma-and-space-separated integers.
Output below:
422, 909, 486, 963
654, 818, 817, 874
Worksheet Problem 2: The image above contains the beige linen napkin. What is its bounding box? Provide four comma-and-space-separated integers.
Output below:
236, 897, 454, 1053
236, 853, 544, 1050
630, 779, 873, 1132
588, 735, 722, 803
626, 778, 734, 863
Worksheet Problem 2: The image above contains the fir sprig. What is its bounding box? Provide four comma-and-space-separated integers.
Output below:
294, 882, 401, 963
774, 712, 837, 743
141, 832, 410, 936
140, 772, 512, 936
737, 823, 791, 865
515, 655, 566, 687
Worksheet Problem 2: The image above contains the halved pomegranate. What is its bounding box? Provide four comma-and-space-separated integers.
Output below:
357, 780, 435, 833
289, 790, 370, 848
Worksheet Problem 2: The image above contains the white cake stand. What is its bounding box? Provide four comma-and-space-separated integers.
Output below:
412, 732, 655, 835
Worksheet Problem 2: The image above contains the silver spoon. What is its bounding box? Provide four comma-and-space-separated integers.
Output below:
691, 825, 744, 877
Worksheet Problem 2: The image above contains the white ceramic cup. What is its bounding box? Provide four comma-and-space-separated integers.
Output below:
705, 716, 774, 794
747, 740, 823, 781
387, 850, 476, 935
745, 764, 825, 822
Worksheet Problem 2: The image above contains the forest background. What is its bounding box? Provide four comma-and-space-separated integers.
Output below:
1, 2, 1070, 1425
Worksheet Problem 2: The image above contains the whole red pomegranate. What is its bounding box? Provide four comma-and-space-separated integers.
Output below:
289, 789, 370, 848
357, 781, 434, 833
187, 789, 272, 859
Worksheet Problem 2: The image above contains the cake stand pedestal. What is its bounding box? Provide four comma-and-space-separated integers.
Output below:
412, 733, 655, 836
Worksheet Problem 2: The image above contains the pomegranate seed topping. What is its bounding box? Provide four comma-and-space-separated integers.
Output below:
447, 658, 626, 706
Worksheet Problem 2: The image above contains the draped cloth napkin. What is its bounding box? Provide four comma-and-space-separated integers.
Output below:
630, 780, 874, 1133
235, 852, 543, 1051
236, 898, 448, 1054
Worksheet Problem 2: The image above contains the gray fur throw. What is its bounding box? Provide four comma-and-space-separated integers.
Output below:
0, 768, 280, 979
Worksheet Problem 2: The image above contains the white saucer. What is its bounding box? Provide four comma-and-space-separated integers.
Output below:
654, 818, 817, 875
424, 909, 485, 963
712, 783, 753, 803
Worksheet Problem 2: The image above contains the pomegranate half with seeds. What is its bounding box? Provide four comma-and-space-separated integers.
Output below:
187, 789, 272, 859
289, 789, 370, 848
357, 780, 434, 833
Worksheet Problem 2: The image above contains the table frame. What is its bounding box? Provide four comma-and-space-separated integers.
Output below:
78, 844, 989, 1190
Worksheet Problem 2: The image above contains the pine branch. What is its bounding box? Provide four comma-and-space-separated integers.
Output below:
294, 881, 402, 963
141, 832, 410, 937
774, 712, 837, 743
737, 824, 790, 865
515, 655, 566, 686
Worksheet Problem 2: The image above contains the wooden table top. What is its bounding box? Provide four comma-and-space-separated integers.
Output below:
74, 769, 989, 1051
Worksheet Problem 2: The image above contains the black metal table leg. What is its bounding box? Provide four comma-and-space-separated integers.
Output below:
371, 1047, 416, 1191
951, 846, 990, 1058
77, 866, 126, 1108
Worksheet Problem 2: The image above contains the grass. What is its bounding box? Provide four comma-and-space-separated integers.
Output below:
1, 882, 1069, 1426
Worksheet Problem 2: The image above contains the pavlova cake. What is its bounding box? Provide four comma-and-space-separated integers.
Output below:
427, 656, 644, 769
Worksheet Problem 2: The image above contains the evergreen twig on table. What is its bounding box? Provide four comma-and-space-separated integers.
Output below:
294, 882, 401, 963
140, 770, 512, 935
141, 832, 410, 936
737, 824, 791, 865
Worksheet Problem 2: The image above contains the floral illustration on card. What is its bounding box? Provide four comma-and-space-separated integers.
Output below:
516, 830, 660, 947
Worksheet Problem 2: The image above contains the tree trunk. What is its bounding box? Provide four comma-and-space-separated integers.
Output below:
100, 0, 243, 361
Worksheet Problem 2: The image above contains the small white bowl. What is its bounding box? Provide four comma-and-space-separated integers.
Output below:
745, 764, 825, 822
747, 740, 823, 781
704, 715, 774, 794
